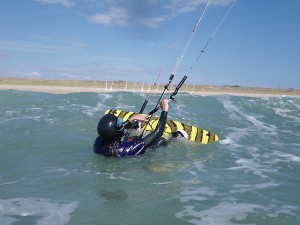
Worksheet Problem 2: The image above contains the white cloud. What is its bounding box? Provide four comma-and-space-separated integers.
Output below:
139, 16, 169, 28
87, 0, 235, 28
10, 71, 41, 78
163, 0, 204, 13
164, 0, 234, 13
0, 40, 86, 53
35, 0, 235, 29
35, 0, 75, 7
38, 63, 146, 81
212, 0, 235, 7
88, 7, 130, 27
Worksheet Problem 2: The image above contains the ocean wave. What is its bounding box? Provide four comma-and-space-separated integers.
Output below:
220, 96, 278, 136
0, 198, 78, 225
176, 200, 299, 225
1, 91, 300, 224
226, 157, 277, 179
176, 201, 265, 225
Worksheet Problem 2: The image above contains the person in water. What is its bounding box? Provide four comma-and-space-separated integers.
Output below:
94, 99, 169, 157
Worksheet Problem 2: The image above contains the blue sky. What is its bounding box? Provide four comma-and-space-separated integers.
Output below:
0, 0, 299, 89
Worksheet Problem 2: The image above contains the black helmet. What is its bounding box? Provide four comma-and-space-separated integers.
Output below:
97, 114, 125, 143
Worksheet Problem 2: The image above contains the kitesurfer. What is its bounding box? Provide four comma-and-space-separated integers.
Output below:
94, 99, 169, 157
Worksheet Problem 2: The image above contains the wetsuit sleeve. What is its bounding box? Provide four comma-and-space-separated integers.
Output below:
94, 135, 145, 157
143, 111, 168, 149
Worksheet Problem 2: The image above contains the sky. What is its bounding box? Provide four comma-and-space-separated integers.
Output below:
0, 0, 299, 89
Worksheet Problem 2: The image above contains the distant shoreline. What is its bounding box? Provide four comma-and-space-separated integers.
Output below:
1, 77, 299, 98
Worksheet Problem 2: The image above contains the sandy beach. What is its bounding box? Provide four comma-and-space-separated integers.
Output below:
1, 77, 299, 97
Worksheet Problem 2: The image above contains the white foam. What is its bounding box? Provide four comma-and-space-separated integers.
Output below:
273, 151, 300, 163
97, 93, 113, 100
220, 96, 243, 122
0, 198, 78, 225
227, 157, 278, 179
96, 172, 133, 181
80, 104, 102, 116
115, 102, 135, 110
245, 114, 277, 134
220, 96, 278, 136
30, 107, 43, 110
0, 115, 42, 124
179, 187, 219, 203
152, 182, 173, 185
176, 202, 265, 225
192, 161, 205, 171
180, 195, 207, 203
232, 181, 279, 193
45, 168, 70, 176
274, 108, 297, 120
266, 97, 300, 121
272, 204, 298, 216
4, 111, 19, 116
81, 93, 113, 116
219, 127, 246, 150
0, 177, 27, 187
219, 137, 233, 145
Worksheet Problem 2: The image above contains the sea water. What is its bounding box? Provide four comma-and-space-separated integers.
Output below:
0, 90, 299, 225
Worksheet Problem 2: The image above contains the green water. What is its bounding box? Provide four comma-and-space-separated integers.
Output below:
0, 90, 299, 225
